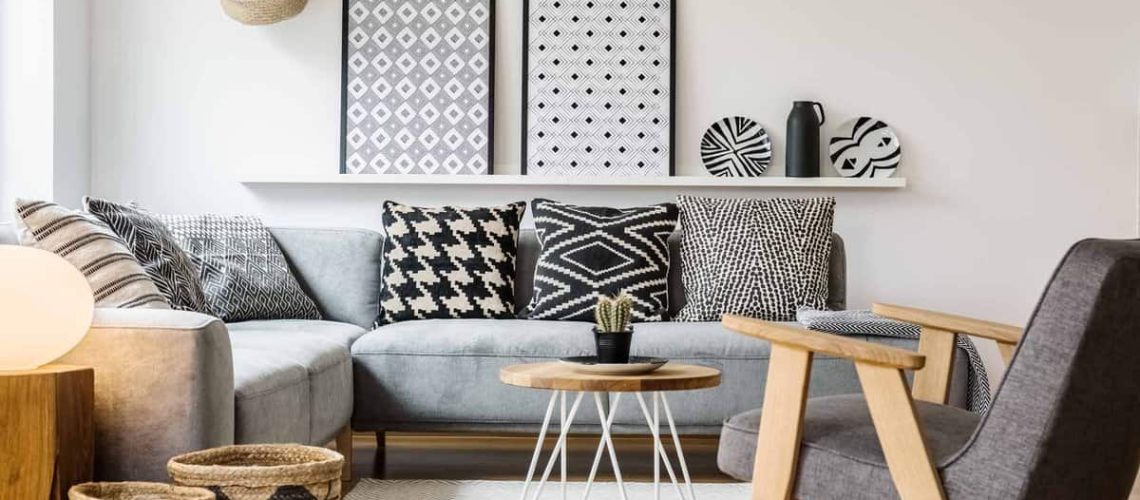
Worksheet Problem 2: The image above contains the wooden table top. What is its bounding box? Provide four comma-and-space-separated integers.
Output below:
499, 362, 721, 392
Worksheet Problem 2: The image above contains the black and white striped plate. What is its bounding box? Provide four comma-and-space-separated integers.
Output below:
700, 116, 772, 177
829, 117, 901, 178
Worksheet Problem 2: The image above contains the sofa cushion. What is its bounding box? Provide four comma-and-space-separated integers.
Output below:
522, 199, 679, 322
84, 197, 211, 313
675, 195, 836, 322
158, 214, 321, 322
14, 199, 169, 309
269, 227, 384, 330
352, 319, 603, 429
230, 347, 310, 444
379, 201, 527, 324
229, 321, 362, 444
716, 395, 980, 492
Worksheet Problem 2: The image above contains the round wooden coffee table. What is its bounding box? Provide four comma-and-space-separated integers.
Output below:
500, 362, 721, 500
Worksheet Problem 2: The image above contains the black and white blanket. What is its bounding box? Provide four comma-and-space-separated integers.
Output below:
796, 308, 991, 413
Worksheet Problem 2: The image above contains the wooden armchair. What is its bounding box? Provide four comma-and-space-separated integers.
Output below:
719, 239, 1140, 500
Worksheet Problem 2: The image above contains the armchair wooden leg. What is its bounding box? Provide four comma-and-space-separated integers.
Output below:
752, 344, 813, 500
855, 363, 947, 500
336, 425, 353, 482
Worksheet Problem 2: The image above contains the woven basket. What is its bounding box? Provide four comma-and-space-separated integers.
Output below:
220, 0, 308, 25
167, 444, 343, 500
69, 482, 214, 500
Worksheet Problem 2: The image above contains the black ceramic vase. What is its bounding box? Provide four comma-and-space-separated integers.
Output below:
785, 101, 826, 177
594, 328, 633, 364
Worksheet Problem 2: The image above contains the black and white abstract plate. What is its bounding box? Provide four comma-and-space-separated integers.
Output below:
559, 356, 669, 375
829, 117, 901, 178
700, 116, 772, 177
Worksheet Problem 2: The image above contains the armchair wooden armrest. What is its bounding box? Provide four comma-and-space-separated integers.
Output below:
722, 314, 948, 500
872, 303, 1023, 364
722, 314, 926, 369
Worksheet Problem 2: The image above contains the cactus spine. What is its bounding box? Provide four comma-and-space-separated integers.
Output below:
595, 292, 633, 332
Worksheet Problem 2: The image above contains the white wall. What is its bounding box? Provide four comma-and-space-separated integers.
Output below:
89, 0, 1140, 379
0, 0, 91, 216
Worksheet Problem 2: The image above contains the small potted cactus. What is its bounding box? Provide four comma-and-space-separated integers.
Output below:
594, 293, 634, 363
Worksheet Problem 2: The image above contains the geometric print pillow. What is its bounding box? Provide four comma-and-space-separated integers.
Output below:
13, 198, 170, 309
378, 201, 526, 325
157, 214, 321, 322
675, 195, 836, 322
83, 197, 212, 314
522, 199, 679, 322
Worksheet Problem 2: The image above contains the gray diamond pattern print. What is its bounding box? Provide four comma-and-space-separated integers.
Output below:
343, 0, 493, 175
524, 0, 673, 176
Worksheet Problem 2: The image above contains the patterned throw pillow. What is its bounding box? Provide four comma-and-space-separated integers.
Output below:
83, 197, 211, 313
676, 195, 836, 322
379, 201, 526, 324
158, 214, 321, 322
523, 199, 679, 322
13, 199, 169, 309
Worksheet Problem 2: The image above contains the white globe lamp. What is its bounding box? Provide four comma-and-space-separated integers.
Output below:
0, 246, 94, 371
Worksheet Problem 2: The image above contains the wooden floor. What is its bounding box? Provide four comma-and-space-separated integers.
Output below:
348, 432, 733, 484
347, 432, 1140, 497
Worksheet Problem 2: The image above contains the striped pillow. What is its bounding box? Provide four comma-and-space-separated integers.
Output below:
14, 199, 170, 309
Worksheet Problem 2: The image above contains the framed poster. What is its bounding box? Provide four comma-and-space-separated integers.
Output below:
341, 0, 495, 175
522, 0, 675, 176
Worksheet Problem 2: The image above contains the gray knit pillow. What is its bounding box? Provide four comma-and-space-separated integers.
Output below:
676, 196, 835, 322
158, 214, 321, 322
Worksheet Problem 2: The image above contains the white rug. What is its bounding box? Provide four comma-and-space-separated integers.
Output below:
346, 479, 750, 499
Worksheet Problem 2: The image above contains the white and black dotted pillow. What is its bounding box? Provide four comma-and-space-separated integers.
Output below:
158, 214, 321, 322
84, 197, 211, 314
523, 199, 679, 322
379, 201, 526, 324
676, 195, 835, 322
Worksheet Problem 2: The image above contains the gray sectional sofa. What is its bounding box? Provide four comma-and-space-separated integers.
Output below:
0, 224, 969, 481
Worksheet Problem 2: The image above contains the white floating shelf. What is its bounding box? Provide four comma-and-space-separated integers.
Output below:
241, 174, 906, 189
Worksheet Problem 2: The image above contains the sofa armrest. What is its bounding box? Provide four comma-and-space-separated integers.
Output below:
56, 308, 235, 481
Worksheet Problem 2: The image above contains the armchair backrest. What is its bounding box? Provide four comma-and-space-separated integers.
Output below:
945, 239, 1140, 499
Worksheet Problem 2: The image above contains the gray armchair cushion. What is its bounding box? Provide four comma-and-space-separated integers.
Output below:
269, 227, 383, 330
718, 394, 980, 498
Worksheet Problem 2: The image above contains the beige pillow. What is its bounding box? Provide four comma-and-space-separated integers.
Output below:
14, 199, 170, 309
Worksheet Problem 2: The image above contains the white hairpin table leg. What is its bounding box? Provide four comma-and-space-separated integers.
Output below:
561, 391, 568, 500
661, 393, 696, 500
521, 391, 560, 500
636, 392, 684, 499
654, 393, 660, 500
583, 392, 627, 500
531, 391, 585, 500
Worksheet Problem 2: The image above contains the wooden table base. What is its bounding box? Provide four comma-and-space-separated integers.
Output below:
0, 365, 94, 500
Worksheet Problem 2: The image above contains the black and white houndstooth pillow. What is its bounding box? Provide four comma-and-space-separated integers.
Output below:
84, 197, 211, 314
523, 199, 679, 322
378, 201, 526, 324
158, 214, 321, 322
675, 195, 835, 322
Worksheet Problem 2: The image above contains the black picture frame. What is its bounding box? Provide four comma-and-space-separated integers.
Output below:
520, 0, 676, 176
339, 0, 497, 175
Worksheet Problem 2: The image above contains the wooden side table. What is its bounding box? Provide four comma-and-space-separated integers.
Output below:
501, 362, 721, 500
0, 365, 94, 500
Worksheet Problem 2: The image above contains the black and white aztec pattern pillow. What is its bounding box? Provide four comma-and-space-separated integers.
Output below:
523, 199, 679, 322
83, 197, 211, 314
14, 199, 169, 309
676, 195, 835, 322
379, 201, 526, 324
158, 214, 321, 322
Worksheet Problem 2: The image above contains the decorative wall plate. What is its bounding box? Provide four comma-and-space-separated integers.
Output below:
522, 0, 674, 177
828, 117, 901, 178
700, 116, 772, 177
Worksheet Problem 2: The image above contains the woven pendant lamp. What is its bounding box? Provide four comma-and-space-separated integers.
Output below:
221, 0, 308, 25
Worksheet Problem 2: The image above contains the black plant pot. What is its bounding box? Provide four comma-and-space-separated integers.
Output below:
594, 327, 633, 364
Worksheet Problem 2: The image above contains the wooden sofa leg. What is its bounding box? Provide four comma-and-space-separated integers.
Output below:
336, 425, 353, 482
375, 431, 386, 449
